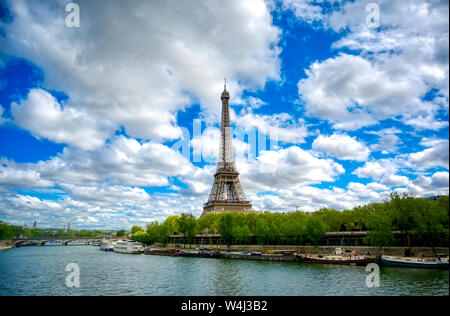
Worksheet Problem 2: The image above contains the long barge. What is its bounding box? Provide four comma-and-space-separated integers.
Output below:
298, 254, 370, 266
144, 248, 180, 256
379, 255, 449, 269
223, 251, 297, 262
178, 250, 222, 258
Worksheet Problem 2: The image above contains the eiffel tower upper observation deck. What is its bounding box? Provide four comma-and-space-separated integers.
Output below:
202, 81, 252, 216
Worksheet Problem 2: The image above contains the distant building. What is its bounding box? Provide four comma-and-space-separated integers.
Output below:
32, 220, 37, 229
424, 195, 448, 201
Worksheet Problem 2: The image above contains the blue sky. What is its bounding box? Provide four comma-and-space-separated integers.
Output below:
0, 0, 448, 230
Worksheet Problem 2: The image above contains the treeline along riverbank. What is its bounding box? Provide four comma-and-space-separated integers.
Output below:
131, 193, 449, 251
0, 224, 128, 240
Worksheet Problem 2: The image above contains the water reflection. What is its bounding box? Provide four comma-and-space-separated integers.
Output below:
0, 246, 448, 296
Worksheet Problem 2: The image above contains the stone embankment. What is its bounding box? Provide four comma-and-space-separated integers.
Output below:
0, 240, 14, 251
159, 243, 448, 257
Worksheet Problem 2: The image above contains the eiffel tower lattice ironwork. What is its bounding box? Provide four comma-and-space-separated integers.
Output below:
202, 80, 252, 216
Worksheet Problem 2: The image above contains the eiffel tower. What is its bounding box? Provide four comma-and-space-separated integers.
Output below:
202, 80, 252, 216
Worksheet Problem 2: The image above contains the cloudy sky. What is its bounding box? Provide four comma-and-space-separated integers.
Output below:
0, 0, 448, 230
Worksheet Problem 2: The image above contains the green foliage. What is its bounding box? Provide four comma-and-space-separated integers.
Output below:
219, 214, 234, 246
131, 226, 144, 235
363, 204, 394, 248
253, 218, 270, 245
0, 222, 111, 240
305, 217, 326, 246
131, 230, 148, 244
2, 194, 448, 248
279, 221, 305, 244
232, 225, 252, 244
116, 230, 127, 237
0, 223, 21, 239
178, 213, 197, 245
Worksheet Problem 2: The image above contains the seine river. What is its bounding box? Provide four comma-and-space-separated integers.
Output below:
0, 246, 448, 296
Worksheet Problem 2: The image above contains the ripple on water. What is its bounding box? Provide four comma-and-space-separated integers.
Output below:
0, 247, 448, 296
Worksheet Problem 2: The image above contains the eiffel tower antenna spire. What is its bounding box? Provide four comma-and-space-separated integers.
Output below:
202, 82, 252, 216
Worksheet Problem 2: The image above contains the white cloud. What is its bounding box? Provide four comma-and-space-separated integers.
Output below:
46, 136, 196, 187
312, 133, 370, 161
298, 53, 440, 130
234, 111, 309, 144
2, 0, 282, 142
381, 174, 410, 187
408, 141, 449, 169
59, 183, 151, 204
409, 171, 449, 196
280, 0, 325, 24
263, 183, 382, 213
0, 163, 53, 188
352, 161, 387, 180
190, 127, 250, 163
246, 96, 266, 110
239, 145, 345, 193
369, 133, 401, 154
289, 0, 449, 131
11, 89, 114, 150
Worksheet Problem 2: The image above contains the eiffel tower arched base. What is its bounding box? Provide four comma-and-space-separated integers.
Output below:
201, 201, 252, 217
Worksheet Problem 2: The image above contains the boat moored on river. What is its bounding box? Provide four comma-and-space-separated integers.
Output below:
224, 250, 297, 262
113, 240, 144, 254
178, 250, 222, 258
44, 240, 63, 246
100, 239, 115, 251
144, 248, 180, 256
379, 255, 449, 269
66, 240, 86, 246
298, 254, 370, 266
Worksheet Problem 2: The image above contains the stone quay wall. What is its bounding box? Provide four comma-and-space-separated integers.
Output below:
158, 243, 449, 257
0, 239, 14, 250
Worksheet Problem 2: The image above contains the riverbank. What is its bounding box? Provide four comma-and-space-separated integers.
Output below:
0, 240, 14, 251
157, 243, 449, 257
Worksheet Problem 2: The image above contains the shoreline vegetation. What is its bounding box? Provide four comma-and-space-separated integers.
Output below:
0, 224, 128, 241
131, 193, 449, 252
1, 193, 448, 253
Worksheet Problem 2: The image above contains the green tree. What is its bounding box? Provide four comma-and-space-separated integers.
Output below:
219, 213, 234, 246
305, 217, 326, 246
232, 225, 252, 244
146, 222, 162, 244
132, 230, 148, 244
131, 225, 144, 235
363, 205, 394, 248
116, 230, 126, 237
313, 208, 343, 232
163, 215, 181, 235
254, 218, 270, 245
178, 213, 197, 246
389, 192, 423, 251
422, 197, 449, 254
197, 213, 218, 234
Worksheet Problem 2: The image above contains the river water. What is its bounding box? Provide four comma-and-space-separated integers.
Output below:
0, 246, 448, 296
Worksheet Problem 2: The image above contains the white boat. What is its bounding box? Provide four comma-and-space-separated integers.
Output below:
113, 240, 144, 254
44, 240, 62, 246
100, 239, 115, 251
66, 240, 86, 246
380, 255, 449, 269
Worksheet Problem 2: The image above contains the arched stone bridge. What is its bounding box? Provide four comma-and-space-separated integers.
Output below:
13, 236, 129, 247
